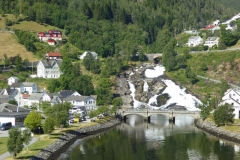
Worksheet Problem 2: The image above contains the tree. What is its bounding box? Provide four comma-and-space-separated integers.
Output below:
42, 117, 55, 136
214, 104, 235, 126
14, 54, 23, 71
60, 58, 73, 75
22, 129, 32, 150
24, 111, 42, 131
112, 97, 123, 108
162, 39, 177, 71
69, 75, 94, 95
200, 105, 211, 120
7, 128, 24, 158
44, 102, 72, 128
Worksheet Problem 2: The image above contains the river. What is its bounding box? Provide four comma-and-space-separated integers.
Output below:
61, 115, 240, 160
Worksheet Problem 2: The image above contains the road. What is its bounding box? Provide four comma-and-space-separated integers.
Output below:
0, 129, 38, 160
197, 75, 240, 89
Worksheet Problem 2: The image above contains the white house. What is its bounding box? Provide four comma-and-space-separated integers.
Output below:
8, 77, 20, 86
0, 103, 30, 127
79, 51, 98, 60
213, 20, 220, 26
10, 83, 25, 93
37, 59, 62, 78
64, 95, 97, 113
22, 82, 39, 94
47, 39, 55, 46
219, 89, 240, 119
186, 36, 203, 47
46, 52, 62, 60
204, 37, 219, 48
27, 93, 44, 109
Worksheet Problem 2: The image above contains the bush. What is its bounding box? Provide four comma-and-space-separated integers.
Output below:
213, 104, 234, 126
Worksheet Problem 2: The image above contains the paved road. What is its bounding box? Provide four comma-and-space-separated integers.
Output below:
197, 75, 240, 89
0, 129, 39, 160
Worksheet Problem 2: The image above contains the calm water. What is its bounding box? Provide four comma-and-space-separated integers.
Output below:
63, 115, 240, 160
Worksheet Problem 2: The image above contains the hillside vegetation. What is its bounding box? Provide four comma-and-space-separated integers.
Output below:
0, 0, 234, 58
0, 32, 37, 61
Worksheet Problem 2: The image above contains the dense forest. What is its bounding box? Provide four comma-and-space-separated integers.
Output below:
216, 0, 240, 12
0, 0, 234, 58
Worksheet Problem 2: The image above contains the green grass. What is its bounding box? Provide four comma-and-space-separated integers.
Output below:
5, 116, 115, 160
0, 137, 8, 155
10, 21, 61, 33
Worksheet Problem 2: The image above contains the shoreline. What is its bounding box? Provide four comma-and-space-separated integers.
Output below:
31, 118, 121, 160
195, 119, 240, 144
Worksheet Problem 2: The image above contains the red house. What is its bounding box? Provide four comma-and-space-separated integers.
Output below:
37, 30, 62, 42
45, 52, 62, 60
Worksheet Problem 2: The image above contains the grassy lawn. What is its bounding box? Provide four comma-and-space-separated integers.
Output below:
0, 32, 37, 61
5, 116, 114, 160
10, 21, 61, 32
0, 137, 8, 155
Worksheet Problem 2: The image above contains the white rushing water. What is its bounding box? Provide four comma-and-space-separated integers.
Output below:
143, 81, 149, 92
129, 65, 202, 111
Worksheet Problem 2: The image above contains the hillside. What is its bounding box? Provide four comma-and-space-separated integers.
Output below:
217, 0, 240, 12
0, 32, 37, 61
0, 0, 235, 57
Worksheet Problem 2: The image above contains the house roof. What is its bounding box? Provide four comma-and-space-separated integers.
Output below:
46, 52, 62, 57
38, 59, 62, 68
205, 37, 219, 41
10, 83, 23, 88
22, 82, 35, 87
22, 93, 30, 99
80, 51, 98, 59
0, 103, 30, 112
8, 76, 19, 80
59, 90, 75, 98
90, 95, 97, 100
0, 95, 13, 103
0, 112, 30, 117
48, 30, 62, 34
189, 36, 202, 41
64, 96, 90, 101
0, 89, 4, 94
28, 93, 43, 101
5, 89, 18, 96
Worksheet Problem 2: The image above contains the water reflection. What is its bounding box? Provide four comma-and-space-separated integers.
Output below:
64, 115, 240, 160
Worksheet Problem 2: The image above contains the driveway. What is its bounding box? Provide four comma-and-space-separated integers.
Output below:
0, 130, 9, 137
0, 128, 39, 159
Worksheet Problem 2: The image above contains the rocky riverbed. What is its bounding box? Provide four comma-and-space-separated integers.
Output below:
31, 119, 121, 160
115, 63, 202, 111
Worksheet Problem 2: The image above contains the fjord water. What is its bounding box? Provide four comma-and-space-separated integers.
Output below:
65, 115, 240, 160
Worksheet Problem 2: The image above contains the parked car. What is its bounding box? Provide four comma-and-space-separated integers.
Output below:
69, 119, 74, 123
0, 122, 12, 131
81, 117, 86, 121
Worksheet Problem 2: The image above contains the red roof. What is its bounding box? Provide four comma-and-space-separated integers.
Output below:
22, 94, 30, 99
205, 24, 215, 30
46, 52, 62, 57
48, 39, 55, 42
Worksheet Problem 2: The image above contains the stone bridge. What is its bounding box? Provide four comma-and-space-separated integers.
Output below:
117, 109, 200, 123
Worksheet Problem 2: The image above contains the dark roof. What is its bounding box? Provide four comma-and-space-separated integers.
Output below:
10, 83, 23, 88
0, 103, 31, 112
38, 59, 62, 68
0, 112, 30, 117
64, 96, 90, 101
5, 89, 18, 96
59, 90, 75, 98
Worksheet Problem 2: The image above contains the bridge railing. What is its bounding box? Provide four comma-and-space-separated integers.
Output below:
122, 109, 200, 114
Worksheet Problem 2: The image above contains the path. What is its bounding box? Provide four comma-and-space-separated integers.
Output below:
0, 135, 38, 160
197, 75, 240, 89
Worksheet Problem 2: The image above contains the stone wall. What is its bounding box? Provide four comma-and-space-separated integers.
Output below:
31, 119, 121, 160
195, 119, 240, 143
